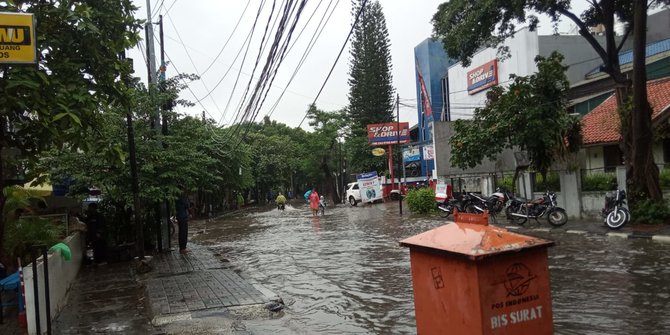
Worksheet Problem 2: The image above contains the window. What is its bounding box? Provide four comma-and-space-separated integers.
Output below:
663, 138, 670, 163
441, 76, 450, 121
603, 145, 623, 172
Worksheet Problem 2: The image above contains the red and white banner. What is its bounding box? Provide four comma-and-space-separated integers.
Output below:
416, 62, 433, 117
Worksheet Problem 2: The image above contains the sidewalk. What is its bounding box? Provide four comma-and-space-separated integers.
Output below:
499, 216, 670, 242
48, 242, 281, 334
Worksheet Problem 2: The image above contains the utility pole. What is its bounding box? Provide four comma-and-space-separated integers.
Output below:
159, 14, 171, 251
119, 51, 144, 259
145, 0, 158, 89
145, 0, 168, 252
396, 93, 402, 215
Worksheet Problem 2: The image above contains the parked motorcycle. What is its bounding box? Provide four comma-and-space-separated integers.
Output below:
602, 189, 629, 229
506, 191, 568, 227
465, 187, 512, 216
437, 193, 474, 218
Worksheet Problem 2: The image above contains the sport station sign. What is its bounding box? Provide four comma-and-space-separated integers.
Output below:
0, 12, 36, 64
367, 122, 410, 146
467, 59, 498, 95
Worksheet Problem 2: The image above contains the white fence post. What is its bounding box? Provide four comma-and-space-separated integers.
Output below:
559, 170, 582, 219
616, 166, 627, 192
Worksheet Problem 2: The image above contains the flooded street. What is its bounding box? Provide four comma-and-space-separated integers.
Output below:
192, 202, 670, 334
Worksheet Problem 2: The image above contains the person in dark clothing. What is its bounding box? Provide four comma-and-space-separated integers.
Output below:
175, 195, 190, 254
85, 202, 107, 264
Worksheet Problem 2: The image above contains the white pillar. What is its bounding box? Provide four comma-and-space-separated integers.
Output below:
481, 175, 494, 195
518, 172, 533, 200
559, 170, 582, 219
616, 166, 627, 192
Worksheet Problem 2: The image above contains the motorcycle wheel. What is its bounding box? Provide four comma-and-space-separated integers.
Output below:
547, 208, 568, 227
438, 205, 452, 218
510, 207, 528, 225
606, 208, 629, 229
464, 203, 479, 214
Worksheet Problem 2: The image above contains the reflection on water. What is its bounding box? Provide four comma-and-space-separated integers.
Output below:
192, 202, 670, 334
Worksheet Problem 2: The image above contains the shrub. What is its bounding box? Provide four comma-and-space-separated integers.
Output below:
660, 169, 670, 189
497, 176, 514, 191
2, 186, 62, 265
582, 172, 617, 191
406, 187, 436, 214
631, 199, 670, 225
534, 172, 560, 192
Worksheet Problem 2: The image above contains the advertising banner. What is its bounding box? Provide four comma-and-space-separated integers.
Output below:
423, 145, 434, 160
0, 12, 36, 64
416, 61, 433, 118
467, 59, 498, 95
356, 171, 382, 203
403, 147, 421, 162
367, 122, 410, 146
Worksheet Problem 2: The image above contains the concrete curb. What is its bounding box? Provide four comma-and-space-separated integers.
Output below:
501, 224, 670, 244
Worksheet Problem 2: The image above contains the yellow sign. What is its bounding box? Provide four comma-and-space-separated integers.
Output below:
0, 12, 36, 64
372, 148, 386, 156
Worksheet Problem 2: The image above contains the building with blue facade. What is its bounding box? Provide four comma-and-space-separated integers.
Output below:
410, 38, 456, 180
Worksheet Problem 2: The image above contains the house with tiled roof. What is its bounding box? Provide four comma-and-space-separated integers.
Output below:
581, 77, 670, 172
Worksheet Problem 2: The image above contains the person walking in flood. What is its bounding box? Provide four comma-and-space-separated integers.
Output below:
276, 192, 287, 210
84, 202, 107, 264
175, 192, 190, 254
308, 188, 320, 216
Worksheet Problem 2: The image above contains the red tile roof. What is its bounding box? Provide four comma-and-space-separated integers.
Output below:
581, 77, 670, 145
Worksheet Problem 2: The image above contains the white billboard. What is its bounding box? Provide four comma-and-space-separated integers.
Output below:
356, 171, 382, 203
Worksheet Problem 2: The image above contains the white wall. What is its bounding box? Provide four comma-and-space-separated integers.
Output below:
583, 146, 605, 171
24, 232, 83, 334
653, 143, 666, 165
584, 143, 666, 171
447, 28, 539, 120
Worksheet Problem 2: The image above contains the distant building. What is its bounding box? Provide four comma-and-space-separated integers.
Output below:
433, 27, 615, 183
415, 9, 670, 194
411, 38, 457, 180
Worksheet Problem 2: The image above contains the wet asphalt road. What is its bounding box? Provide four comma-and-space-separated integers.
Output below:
190, 201, 670, 334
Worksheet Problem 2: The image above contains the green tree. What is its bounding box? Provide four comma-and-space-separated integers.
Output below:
431, 0, 668, 203
346, 0, 395, 174
0, 0, 141, 253
449, 53, 581, 187
306, 104, 347, 202
43, 74, 254, 245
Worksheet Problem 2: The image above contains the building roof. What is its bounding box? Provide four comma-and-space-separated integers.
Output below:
587, 37, 670, 76
581, 77, 670, 145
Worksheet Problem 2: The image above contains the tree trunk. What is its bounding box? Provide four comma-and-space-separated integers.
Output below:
321, 139, 340, 203
627, 0, 662, 201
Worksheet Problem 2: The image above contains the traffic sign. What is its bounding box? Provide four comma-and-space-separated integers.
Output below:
0, 12, 37, 64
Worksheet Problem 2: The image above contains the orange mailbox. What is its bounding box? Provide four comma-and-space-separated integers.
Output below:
400, 211, 554, 335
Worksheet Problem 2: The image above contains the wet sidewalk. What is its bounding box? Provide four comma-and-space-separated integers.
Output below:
48, 242, 281, 334
498, 216, 670, 242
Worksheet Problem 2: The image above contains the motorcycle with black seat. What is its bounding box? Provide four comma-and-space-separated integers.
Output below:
437, 192, 473, 218
602, 189, 629, 229
506, 191, 568, 227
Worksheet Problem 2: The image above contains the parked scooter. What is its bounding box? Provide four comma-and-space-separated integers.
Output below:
506, 191, 568, 226
602, 189, 629, 229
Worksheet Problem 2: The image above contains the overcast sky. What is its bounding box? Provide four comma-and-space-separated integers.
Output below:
128, 0, 592, 130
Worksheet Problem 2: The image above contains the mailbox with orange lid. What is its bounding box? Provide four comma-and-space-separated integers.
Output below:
400, 211, 555, 335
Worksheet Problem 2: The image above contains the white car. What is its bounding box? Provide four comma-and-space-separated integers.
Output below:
345, 182, 361, 206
